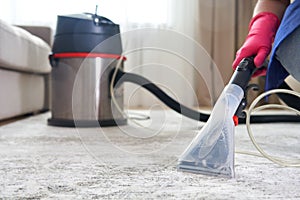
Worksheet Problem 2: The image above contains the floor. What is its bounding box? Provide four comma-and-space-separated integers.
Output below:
0, 110, 299, 199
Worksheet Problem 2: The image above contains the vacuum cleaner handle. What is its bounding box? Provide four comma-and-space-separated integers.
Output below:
229, 56, 258, 119
229, 56, 257, 90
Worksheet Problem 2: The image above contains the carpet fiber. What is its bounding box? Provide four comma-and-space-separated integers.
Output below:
0, 111, 299, 199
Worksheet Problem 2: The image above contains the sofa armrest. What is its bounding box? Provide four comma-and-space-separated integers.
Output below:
15, 25, 52, 111
17, 25, 53, 46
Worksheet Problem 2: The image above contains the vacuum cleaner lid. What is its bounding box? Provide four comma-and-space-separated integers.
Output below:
55, 13, 119, 35
52, 13, 122, 54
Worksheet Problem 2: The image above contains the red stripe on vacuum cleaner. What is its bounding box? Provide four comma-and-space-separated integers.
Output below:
52, 52, 126, 60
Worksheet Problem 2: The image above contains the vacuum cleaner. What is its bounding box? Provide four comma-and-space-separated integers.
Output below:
48, 12, 127, 127
48, 12, 300, 178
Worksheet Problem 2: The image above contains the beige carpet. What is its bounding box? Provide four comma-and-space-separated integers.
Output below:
0, 111, 299, 199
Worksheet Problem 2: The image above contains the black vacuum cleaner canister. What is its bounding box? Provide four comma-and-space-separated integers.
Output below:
52, 13, 122, 54
48, 13, 126, 127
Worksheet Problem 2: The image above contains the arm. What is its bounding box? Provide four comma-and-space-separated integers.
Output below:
232, 0, 290, 75
253, 0, 290, 19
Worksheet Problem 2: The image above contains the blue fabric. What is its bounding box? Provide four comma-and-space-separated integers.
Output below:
266, 0, 300, 90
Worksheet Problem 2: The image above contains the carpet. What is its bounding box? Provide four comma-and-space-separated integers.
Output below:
0, 111, 299, 199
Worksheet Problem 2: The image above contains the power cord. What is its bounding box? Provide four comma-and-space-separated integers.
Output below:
244, 88, 300, 167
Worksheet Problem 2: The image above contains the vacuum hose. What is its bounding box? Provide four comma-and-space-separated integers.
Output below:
111, 67, 300, 124
113, 69, 207, 121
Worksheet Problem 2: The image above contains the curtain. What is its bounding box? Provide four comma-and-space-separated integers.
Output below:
122, 0, 202, 109
122, 0, 257, 109
194, 0, 257, 107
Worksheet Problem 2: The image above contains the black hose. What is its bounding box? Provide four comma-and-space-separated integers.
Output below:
113, 69, 207, 121
112, 69, 300, 124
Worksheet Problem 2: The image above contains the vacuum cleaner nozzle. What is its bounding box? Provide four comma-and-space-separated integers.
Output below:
177, 84, 244, 178
177, 57, 257, 178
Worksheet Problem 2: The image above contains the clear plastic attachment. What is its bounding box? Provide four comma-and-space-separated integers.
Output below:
177, 84, 244, 178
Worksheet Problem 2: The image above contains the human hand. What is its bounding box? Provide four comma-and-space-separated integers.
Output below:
232, 12, 280, 77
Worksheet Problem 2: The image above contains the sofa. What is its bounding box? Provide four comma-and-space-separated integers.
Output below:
0, 19, 52, 121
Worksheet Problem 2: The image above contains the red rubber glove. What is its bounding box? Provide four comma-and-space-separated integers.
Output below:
232, 12, 280, 77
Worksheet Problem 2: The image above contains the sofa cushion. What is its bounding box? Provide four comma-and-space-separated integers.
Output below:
0, 19, 51, 74
0, 69, 45, 120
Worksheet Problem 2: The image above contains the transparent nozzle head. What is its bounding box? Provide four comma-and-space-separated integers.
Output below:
177, 84, 244, 178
